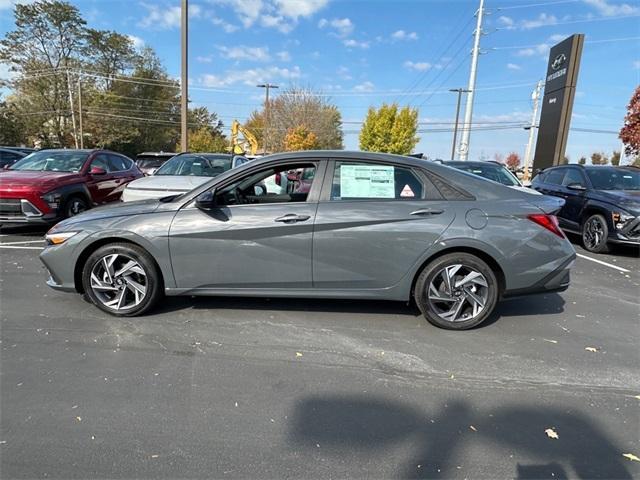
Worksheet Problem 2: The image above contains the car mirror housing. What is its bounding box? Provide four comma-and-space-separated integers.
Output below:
566, 183, 586, 191
195, 189, 217, 210
90, 166, 106, 175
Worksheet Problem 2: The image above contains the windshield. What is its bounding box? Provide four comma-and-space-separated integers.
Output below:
10, 151, 89, 172
586, 168, 640, 191
453, 163, 520, 187
155, 154, 232, 177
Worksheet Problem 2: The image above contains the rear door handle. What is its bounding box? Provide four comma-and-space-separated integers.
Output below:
410, 208, 444, 216
274, 214, 311, 223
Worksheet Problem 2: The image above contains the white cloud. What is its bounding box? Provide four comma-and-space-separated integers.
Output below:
337, 66, 352, 80
521, 13, 558, 29
515, 34, 569, 58
260, 14, 295, 33
200, 65, 301, 87
634, 60, 640, 70
507, 63, 521, 70
497, 15, 515, 30
274, 0, 328, 19
354, 81, 374, 92
276, 50, 291, 61
139, 3, 201, 30
548, 33, 569, 43
391, 30, 419, 41
0, 0, 35, 11
403, 61, 431, 71
0, 62, 17, 81
212, 16, 240, 33
583, 0, 639, 16
196, 55, 214, 63
318, 17, 354, 37
343, 38, 370, 49
217, 45, 272, 62
126, 35, 145, 50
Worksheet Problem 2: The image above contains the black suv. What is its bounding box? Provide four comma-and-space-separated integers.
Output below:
531, 165, 640, 253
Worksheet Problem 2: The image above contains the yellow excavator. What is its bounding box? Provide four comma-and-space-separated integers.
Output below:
230, 120, 259, 156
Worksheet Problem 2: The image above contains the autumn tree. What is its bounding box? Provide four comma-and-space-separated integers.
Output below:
505, 152, 521, 170
578, 156, 586, 165
620, 85, 640, 157
590, 152, 608, 165
188, 127, 227, 153
284, 125, 319, 151
610, 150, 621, 166
0, 97, 25, 145
359, 103, 419, 155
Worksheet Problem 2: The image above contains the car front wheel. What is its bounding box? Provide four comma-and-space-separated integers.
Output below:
415, 253, 499, 330
582, 213, 610, 253
82, 243, 163, 316
64, 195, 89, 218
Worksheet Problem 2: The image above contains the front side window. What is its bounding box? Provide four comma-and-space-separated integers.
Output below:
562, 169, 585, 186
156, 154, 233, 177
90, 155, 112, 173
216, 163, 317, 206
545, 169, 566, 185
10, 151, 88, 172
331, 161, 423, 200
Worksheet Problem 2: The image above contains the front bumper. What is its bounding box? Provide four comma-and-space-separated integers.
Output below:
0, 198, 59, 224
609, 216, 640, 245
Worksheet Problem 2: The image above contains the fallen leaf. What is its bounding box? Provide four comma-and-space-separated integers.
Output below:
545, 428, 559, 439
76, 416, 82, 422
450, 374, 455, 379
543, 339, 558, 344
234, 402, 238, 407
151, 454, 159, 459
634, 395, 640, 400
295, 352, 303, 357
623, 453, 640, 462
469, 425, 477, 432
585, 347, 599, 352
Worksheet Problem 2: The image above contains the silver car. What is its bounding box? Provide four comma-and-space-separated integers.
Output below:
40, 151, 575, 330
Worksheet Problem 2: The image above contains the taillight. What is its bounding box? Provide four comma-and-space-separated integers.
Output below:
527, 213, 565, 238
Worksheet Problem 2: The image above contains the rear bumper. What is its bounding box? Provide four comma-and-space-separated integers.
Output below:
502, 254, 575, 298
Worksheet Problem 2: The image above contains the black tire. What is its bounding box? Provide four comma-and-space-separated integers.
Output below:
414, 252, 499, 330
64, 195, 89, 219
582, 213, 610, 254
81, 242, 163, 317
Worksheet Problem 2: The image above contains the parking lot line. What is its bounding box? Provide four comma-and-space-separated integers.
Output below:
576, 253, 631, 273
0, 240, 44, 245
0, 245, 44, 250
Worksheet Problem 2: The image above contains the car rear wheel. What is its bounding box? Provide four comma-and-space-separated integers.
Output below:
64, 195, 89, 218
415, 253, 498, 330
82, 243, 163, 317
582, 214, 609, 253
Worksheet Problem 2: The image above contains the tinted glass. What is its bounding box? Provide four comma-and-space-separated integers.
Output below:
10, 151, 88, 172
331, 162, 423, 200
136, 159, 165, 169
452, 163, 520, 186
586, 168, 640, 191
156, 154, 232, 177
562, 169, 585, 186
109, 154, 131, 172
545, 169, 566, 185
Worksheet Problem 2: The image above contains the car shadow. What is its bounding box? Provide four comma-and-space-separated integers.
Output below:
566, 233, 639, 258
287, 394, 633, 479
0, 224, 48, 236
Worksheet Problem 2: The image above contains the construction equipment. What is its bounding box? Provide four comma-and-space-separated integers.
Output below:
230, 120, 259, 156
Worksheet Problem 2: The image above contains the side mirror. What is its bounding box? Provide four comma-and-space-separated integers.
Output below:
566, 183, 586, 191
195, 189, 217, 210
90, 166, 106, 175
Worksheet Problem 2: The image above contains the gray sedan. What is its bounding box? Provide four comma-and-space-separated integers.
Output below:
40, 151, 575, 330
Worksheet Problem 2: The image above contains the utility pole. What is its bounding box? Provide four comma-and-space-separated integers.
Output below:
523, 80, 543, 183
180, 0, 188, 152
257, 83, 278, 154
449, 88, 470, 160
458, 0, 485, 161
66, 69, 78, 149
77, 75, 84, 149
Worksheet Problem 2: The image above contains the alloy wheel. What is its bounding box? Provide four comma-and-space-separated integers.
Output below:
583, 217, 604, 250
68, 198, 87, 216
427, 264, 490, 323
89, 253, 148, 311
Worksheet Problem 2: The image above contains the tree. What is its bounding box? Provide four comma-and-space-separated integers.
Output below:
578, 156, 587, 165
493, 153, 504, 164
620, 85, 640, 157
284, 125, 319, 151
561, 155, 569, 165
590, 152, 608, 165
505, 152, 520, 170
83, 29, 137, 88
610, 150, 621, 166
188, 127, 227, 153
359, 103, 419, 155
632, 156, 640, 167
0, 97, 26, 145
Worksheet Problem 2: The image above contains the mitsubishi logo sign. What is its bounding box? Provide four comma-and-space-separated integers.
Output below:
551, 53, 566, 70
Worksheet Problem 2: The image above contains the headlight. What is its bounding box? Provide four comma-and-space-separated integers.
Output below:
45, 231, 80, 245
612, 211, 634, 230
41, 190, 63, 210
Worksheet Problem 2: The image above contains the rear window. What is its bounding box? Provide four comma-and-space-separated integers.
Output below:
453, 163, 520, 187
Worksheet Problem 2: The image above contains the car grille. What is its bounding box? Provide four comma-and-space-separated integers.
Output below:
0, 199, 23, 217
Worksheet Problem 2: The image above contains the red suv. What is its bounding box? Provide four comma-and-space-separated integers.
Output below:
0, 149, 143, 225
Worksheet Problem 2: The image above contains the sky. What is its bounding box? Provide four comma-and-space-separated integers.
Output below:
1, 0, 639, 163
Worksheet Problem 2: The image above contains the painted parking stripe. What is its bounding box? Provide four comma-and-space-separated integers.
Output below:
0, 245, 44, 250
0, 240, 44, 245
576, 253, 631, 273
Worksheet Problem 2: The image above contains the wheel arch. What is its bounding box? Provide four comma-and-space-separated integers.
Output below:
580, 203, 610, 228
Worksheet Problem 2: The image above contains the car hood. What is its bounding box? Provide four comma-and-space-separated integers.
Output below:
0, 170, 82, 193
125, 175, 211, 192
597, 190, 640, 214
53, 198, 163, 230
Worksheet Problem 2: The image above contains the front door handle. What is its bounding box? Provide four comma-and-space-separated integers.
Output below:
274, 214, 311, 223
410, 208, 444, 216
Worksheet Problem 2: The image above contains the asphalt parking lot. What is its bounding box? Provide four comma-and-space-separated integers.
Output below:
1, 225, 638, 479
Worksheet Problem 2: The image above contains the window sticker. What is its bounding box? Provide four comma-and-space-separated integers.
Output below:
400, 184, 415, 197
340, 165, 395, 198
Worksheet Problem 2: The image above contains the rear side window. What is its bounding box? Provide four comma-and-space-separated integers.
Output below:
545, 169, 565, 185
109, 154, 132, 172
330, 162, 424, 200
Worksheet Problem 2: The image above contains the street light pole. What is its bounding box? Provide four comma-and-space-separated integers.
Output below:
449, 88, 470, 160
77, 76, 84, 149
257, 83, 278, 154
180, 0, 189, 152
523, 80, 543, 183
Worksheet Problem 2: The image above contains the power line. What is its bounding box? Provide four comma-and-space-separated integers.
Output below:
495, 0, 580, 10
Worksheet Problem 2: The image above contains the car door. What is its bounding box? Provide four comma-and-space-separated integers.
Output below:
312, 159, 455, 290
84, 153, 120, 204
559, 167, 587, 231
168, 159, 326, 290
108, 154, 139, 200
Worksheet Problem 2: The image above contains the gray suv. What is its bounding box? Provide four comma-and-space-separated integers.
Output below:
40, 151, 575, 330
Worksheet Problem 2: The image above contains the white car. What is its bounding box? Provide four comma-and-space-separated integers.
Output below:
122, 153, 250, 202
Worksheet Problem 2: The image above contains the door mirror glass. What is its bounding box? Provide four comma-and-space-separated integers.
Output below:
90, 166, 106, 175
566, 183, 586, 191
195, 189, 217, 210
